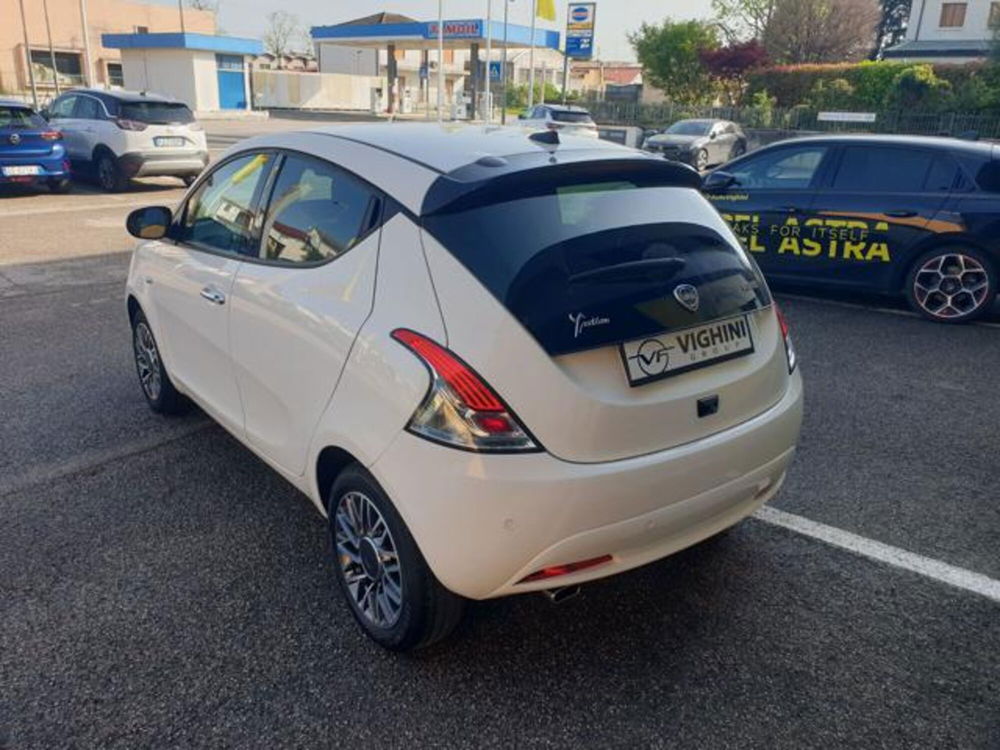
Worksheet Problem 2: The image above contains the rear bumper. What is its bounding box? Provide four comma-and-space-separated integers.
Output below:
371, 370, 804, 600
119, 150, 209, 177
0, 153, 69, 183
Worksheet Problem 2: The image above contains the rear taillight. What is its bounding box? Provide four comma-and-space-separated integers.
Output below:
187, 122, 203, 132
391, 329, 541, 453
114, 118, 148, 131
774, 303, 797, 373
40, 130, 62, 141
546, 122, 561, 130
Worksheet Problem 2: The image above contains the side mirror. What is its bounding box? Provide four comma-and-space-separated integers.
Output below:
40, 108, 50, 120
709, 131, 718, 140
127, 205, 173, 240
702, 170, 737, 193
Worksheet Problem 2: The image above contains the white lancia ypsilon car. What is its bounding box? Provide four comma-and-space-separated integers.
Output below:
124, 124, 803, 651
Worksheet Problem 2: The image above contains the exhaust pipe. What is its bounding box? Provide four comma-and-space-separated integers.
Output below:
542, 585, 581, 604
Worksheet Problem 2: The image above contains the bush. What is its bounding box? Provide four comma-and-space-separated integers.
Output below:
746, 60, 1000, 113
505, 81, 567, 109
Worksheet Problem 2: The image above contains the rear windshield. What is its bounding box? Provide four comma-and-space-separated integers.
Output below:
667, 121, 711, 136
424, 182, 770, 356
552, 110, 594, 124
0, 106, 46, 129
121, 101, 194, 124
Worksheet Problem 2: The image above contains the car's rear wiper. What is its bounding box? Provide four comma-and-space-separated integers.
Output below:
569, 257, 687, 285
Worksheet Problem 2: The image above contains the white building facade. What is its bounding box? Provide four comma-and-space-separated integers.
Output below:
884, 0, 999, 63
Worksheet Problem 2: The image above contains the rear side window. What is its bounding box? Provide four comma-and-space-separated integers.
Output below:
731, 146, 828, 189
975, 160, 1000, 192
179, 152, 274, 255
831, 146, 935, 192
120, 101, 194, 124
0, 106, 45, 128
259, 154, 377, 264
551, 110, 594, 124
924, 155, 960, 192
423, 182, 769, 356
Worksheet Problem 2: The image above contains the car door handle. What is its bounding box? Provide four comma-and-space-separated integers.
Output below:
885, 210, 918, 218
200, 287, 226, 305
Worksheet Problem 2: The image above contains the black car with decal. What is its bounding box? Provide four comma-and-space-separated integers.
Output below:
702, 134, 1000, 323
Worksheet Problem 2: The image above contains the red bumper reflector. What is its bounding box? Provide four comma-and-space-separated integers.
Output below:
518, 555, 613, 584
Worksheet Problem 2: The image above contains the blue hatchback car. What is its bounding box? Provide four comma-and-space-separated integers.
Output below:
0, 99, 71, 193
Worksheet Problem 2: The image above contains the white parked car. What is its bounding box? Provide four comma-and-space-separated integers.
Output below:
45, 89, 208, 191
124, 124, 803, 650
519, 104, 599, 138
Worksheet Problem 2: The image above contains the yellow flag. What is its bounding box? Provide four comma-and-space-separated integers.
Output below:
536, 0, 556, 21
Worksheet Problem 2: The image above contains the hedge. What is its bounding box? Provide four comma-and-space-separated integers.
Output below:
746, 61, 1000, 112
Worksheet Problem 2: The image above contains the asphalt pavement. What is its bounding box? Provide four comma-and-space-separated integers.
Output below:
0, 121, 998, 748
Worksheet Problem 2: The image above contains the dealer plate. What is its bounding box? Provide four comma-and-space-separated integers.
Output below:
2, 165, 41, 176
154, 137, 186, 147
619, 314, 755, 387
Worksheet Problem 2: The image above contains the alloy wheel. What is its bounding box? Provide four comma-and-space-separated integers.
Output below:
334, 491, 404, 628
133, 321, 162, 401
695, 149, 709, 171
98, 157, 116, 191
912, 252, 990, 320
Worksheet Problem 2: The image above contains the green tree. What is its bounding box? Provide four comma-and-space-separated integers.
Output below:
628, 20, 719, 104
889, 64, 951, 109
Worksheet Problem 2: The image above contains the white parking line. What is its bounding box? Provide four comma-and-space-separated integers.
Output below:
754, 506, 1000, 604
777, 292, 1000, 330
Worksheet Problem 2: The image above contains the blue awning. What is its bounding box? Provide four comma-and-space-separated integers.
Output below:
102, 33, 263, 56
311, 18, 560, 51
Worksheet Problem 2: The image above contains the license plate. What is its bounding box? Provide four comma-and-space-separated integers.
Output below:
619, 315, 755, 387
154, 137, 186, 147
2, 165, 41, 176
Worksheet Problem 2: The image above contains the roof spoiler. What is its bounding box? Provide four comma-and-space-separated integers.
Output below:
421, 154, 702, 216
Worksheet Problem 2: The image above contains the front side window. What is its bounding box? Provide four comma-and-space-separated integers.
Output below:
73, 96, 101, 120
730, 146, 828, 189
179, 152, 274, 255
939, 2, 967, 26
831, 146, 936, 193
259, 154, 376, 264
48, 95, 77, 119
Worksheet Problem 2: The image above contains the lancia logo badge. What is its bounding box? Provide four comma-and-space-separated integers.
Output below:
9, 133, 21, 145
673, 284, 700, 313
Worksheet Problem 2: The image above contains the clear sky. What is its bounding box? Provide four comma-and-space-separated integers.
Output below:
152, 0, 715, 62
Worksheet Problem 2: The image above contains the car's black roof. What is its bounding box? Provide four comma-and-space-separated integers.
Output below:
761, 133, 996, 159
541, 104, 590, 113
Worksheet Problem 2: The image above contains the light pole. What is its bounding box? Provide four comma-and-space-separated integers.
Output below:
437, 0, 444, 121
17, 0, 38, 108
500, 0, 511, 124
79, 0, 94, 87
527, 0, 536, 110
177, 0, 186, 34
42, 0, 60, 96
484, 0, 492, 124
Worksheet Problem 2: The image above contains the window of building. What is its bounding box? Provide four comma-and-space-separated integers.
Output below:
107, 62, 124, 87
990, 2, 1000, 28
939, 2, 967, 27
29, 50, 84, 87
134, 25, 149, 34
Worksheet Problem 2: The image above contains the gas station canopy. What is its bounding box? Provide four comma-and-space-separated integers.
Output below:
311, 14, 561, 51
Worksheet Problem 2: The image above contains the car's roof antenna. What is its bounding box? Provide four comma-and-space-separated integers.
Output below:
529, 130, 559, 146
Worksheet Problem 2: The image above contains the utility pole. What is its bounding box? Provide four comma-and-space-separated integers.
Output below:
500, 0, 510, 124
484, 0, 492, 124
17, 0, 39, 108
437, 0, 444, 121
527, 0, 536, 109
79, 0, 94, 87
42, 0, 60, 96
177, 0, 187, 34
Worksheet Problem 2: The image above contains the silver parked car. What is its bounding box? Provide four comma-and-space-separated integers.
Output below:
644, 119, 748, 171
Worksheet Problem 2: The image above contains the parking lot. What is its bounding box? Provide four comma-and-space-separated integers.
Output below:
1, 119, 999, 748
